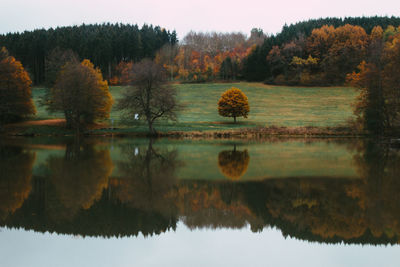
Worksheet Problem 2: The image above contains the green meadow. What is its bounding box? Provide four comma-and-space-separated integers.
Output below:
32, 83, 358, 132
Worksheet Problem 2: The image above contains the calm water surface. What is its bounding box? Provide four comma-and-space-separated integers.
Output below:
0, 137, 399, 267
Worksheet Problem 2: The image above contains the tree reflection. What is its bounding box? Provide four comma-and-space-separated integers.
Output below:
238, 140, 400, 244
47, 138, 113, 218
218, 145, 250, 180
2, 138, 400, 245
0, 144, 35, 219
115, 139, 179, 219
351, 141, 400, 241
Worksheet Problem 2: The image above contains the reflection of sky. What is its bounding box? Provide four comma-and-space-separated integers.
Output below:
1, 223, 399, 267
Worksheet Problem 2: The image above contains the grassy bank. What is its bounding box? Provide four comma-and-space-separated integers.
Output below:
3, 82, 358, 136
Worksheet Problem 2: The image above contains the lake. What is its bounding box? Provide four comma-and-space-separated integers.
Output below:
0, 137, 399, 267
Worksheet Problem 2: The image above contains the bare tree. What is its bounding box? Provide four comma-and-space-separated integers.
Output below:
183, 31, 247, 56
117, 59, 180, 135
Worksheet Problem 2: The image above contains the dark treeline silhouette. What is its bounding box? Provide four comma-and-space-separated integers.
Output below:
242, 16, 400, 82
0, 23, 178, 84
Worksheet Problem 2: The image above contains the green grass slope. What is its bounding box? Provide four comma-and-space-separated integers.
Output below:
31, 83, 357, 133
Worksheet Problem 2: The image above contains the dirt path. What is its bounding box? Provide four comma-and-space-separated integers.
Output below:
6, 119, 66, 127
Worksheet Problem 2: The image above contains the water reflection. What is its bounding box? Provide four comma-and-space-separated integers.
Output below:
48, 139, 113, 217
0, 142, 35, 220
114, 139, 179, 227
0, 137, 399, 245
218, 145, 250, 180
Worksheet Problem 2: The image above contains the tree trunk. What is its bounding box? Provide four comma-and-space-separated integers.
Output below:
147, 119, 157, 136
234, 116, 236, 123
65, 111, 72, 129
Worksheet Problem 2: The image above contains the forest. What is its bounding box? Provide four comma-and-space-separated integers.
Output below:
0, 23, 177, 84
1, 16, 400, 86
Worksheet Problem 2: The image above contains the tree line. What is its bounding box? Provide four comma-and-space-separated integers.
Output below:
2, 17, 400, 86
242, 16, 400, 83
0, 23, 177, 84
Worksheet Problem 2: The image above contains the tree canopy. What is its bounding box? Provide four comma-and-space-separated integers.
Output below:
242, 16, 400, 84
218, 87, 249, 123
46, 59, 113, 131
348, 26, 400, 135
0, 47, 35, 126
116, 59, 180, 135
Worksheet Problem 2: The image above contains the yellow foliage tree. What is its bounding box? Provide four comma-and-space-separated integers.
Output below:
218, 87, 249, 123
0, 47, 36, 126
47, 59, 113, 131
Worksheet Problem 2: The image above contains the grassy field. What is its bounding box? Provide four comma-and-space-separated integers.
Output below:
31, 83, 358, 133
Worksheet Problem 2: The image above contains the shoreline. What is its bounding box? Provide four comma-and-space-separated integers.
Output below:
1, 125, 368, 138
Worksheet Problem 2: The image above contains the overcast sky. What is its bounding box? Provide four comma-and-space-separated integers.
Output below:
2, 0, 400, 38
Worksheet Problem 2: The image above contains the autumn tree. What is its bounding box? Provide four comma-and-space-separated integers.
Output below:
111, 61, 134, 85
45, 59, 113, 132
116, 59, 180, 135
347, 26, 400, 134
218, 87, 249, 123
0, 47, 36, 128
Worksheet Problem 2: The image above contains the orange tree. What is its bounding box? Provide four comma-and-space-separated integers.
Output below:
0, 47, 35, 127
46, 59, 113, 132
218, 87, 249, 123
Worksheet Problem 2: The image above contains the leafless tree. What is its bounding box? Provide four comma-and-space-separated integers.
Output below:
116, 59, 180, 135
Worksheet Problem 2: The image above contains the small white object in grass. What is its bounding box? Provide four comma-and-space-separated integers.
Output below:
135, 147, 139, 156
134, 114, 139, 120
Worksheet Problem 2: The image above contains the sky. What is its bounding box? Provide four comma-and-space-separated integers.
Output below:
2, 0, 400, 38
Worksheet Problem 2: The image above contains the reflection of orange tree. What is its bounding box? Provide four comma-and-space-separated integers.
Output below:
0, 145, 35, 219
218, 145, 250, 180
48, 140, 113, 217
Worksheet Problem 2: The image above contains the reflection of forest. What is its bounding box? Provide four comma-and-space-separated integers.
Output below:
1, 139, 400, 245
